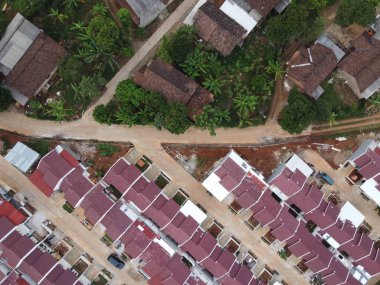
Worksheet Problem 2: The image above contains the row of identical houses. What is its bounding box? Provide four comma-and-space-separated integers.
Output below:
202, 140, 380, 285
0, 194, 85, 285
24, 145, 288, 285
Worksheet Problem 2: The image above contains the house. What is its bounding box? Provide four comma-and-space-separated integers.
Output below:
143, 194, 180, 229
0, 197, 27, 225
200, 246, 236, 278
102, 157, 142, 195
80, 183, 114, 226
287, 183, 324, 214
305, 200, 340, 230
40, 264, 82, 285
4, 142, 39, 173
268, 154, 313, 201
180, 228, 218, 262
0, 271, 29, 285
29, 145, 81, 197
202, 150, 267, 204
18, 248, 56, 283
120, 220, 157, 260
116, 0, 166, 28
59, 166, 94, 208
218, 263, 257, 285
162, 211, 199, 246
0, 13, 67, 105
193, 2, 249, 56
344, 140, 380, 206
286, 35, 345, 99
0, 231, 36, 268
98, 201, 137, 242
134, 59, 214, 120
250, 190, 282, 227
267, 205, 300, 242
123, 177, 162, 212
0, 217, 15, 241
338, 33, 380, 99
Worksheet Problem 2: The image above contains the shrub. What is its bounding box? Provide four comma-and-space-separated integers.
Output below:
336, 0, 377, 26
163, 103, 190, 134
97, 144, 118, 156
0, 87, 14, 111
93, 104, 116, 125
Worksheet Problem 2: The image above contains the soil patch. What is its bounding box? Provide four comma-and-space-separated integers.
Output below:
0, 130, 133, 181
163, 135, 365, 181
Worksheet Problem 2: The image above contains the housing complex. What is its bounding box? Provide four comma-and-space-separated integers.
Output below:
0, 13, 67, 106
203, 149, 380, 285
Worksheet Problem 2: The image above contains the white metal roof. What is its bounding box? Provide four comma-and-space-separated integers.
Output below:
154, 238, 175, 256
361, 177, 380, 206
220, 0, 257, 34
338, 202, 365, 228
286, 154, 313, 177
4, 142, 39, 172
180, 200, 207, 224
322, 233, 341, 249
202, 172, 230, 201
0, 13, 40, 71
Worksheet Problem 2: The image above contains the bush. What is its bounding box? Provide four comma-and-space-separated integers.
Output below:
0, 87, 14, 111
97, 144, 118, 156
278, 89, 316, 134
163, 103, 191, 134
93, 104, 116, 125
58, 56, 85, 84
157, 25, 197, 65
336, 0, 377, 26
25, 140, 50, 156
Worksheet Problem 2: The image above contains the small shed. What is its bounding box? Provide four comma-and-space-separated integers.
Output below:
4, 142, 39, 172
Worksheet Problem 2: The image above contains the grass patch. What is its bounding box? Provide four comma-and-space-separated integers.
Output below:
62, 202, 74, 214
97, 144, 119, 157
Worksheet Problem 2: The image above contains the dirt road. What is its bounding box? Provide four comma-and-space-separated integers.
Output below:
0, 156, 144, 285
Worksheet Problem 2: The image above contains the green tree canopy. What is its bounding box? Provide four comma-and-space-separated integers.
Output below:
266, 0, 326, 46
163, 103, 190, 135
336, 0, 378, 26
58, 56, 85, 84
88, 16, 121, 53
93, 104, 116, 125
195, 106, 231, 136
158, 25, 197, 65
278, 89, 316, 134
0, 87, 14, 112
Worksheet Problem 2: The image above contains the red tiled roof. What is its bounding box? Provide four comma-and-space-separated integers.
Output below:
60, 166, 94, 207
80, 183, 114, 226
124, 179, 162, 212
268, 205, 300, 242
355, 247, 380, 276
250, 191, 282, 226
0, 198, 26, 225
249, 0, 279, 18
288, 184, 323, 214
200, 246, 236, 278
287, 222, 319, 258
140, 241, 172, 277
1, 272, 29, 285
121, 220, 156, 259
0, 231, 35, 268
215, 158, 246, 192
18, 248, 56, 283
305, 201, 339, 230
233, 175, 266, 209
180, 229, 217, 262
319, 258, 349, 285
304, 241, 334, 272
218, 263, 255, 285
321, 220, 356, 245
143, 195, 180, 228
0, 217, 15, 240
60, 150, 79, 167
340, 231, 373, 261
354, 148, 380, 180
99, 201, 133, 241
103, 158, 141, 194
271, 167, 307, 198
30, 147, 77, 196
40, 264, 79, 285
162, 212, 199, 245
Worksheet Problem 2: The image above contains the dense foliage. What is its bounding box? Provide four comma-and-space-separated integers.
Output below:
278, 89, 316, 134
0, 87, 14, 112
336, 0, 378, 26
157, 27, 279, 135
94, 80, 191, 135
266, 0, 327, 46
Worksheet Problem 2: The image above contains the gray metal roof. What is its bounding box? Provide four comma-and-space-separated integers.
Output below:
316, 35, 345, 62
0, 13, 40, 72
374, 17, 380, 41
4, 142, 40, 172
126, 0, 166, 27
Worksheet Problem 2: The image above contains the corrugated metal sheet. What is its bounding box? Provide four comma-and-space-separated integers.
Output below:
126, 0, 166, 27
317, 35, 345, 62
4, 142, 40, 173
0, 13, 40, 71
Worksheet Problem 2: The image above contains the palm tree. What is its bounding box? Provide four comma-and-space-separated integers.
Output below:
233, 94, 258, 127
92, 3, 108, 16
265, 60, 285, 80
45, 100, 74, 122
48, 8, 68, 23
328, 112, 337, 127
203, 76, 225, 95
115, 107, 136, 127
64, 0, 82, 9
